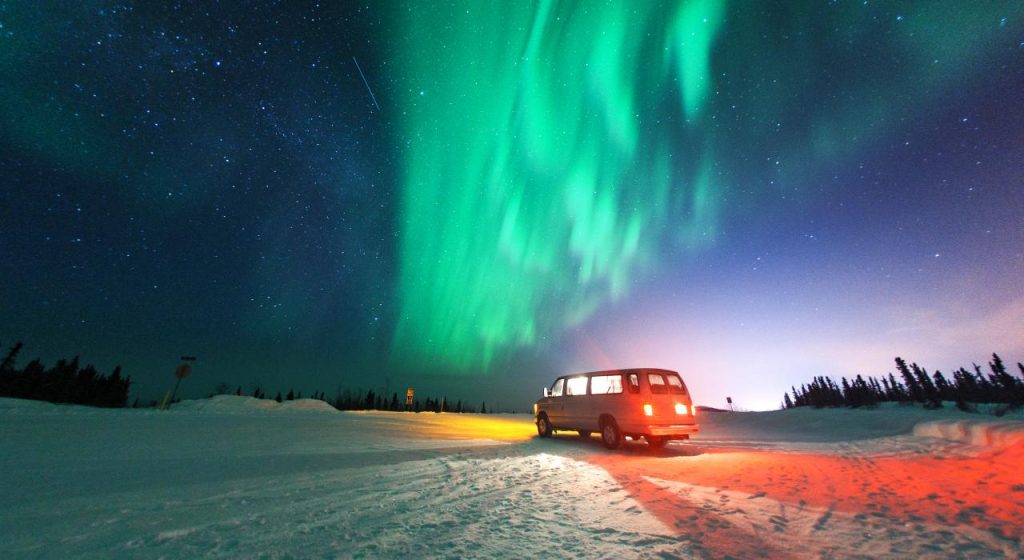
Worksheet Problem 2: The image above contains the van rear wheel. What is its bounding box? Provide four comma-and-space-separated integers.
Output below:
536, 414, 553, 438
600, 418, 622, 449
646, 435, 668, 449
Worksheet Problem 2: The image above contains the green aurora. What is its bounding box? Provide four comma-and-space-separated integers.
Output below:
393, 0, 727, 370
391, 0, 1021, 372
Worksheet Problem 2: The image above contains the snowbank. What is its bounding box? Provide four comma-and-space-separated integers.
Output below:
0, 397, 58, 411
912, 419, 1024, 448
171, 394, 338, 413
695, 401, 1016, 443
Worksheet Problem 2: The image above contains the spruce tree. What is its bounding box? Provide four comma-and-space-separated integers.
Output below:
896, 358, 923, 403
932, 371, 952, 401
0, 341, 23, 371
840, 377, 853, 406
887, 373, 904, 400
911, 363, 941, 408
973, 364, 996, 402
989, 353, 1023, 404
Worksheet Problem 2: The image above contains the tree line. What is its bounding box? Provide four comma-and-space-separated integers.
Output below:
227, 384, 492, 414
0, 342, 131, 408
326, 387, 489, 413
783, 353, 1024, 413
2, 340, 496, 414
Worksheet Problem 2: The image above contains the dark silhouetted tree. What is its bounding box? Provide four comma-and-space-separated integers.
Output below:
1, 342, 23, 371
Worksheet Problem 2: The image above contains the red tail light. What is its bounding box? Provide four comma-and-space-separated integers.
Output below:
643, 404, 653, 416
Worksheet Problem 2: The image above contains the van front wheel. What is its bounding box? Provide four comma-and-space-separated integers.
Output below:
600, 418, 622, 449
537, 414, 553, 438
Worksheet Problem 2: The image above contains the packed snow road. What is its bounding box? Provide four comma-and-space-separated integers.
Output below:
1, 396, 1022, 559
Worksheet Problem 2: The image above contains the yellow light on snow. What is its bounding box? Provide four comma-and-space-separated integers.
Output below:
643, 404, 653, 416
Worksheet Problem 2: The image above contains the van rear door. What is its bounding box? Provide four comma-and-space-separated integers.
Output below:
645, 371, 695, 425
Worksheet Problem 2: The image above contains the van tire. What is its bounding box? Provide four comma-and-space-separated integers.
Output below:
646, 436, 668, 449
536, 414, 553, 438
599, 417, 622, 449
577, 431, 591, 438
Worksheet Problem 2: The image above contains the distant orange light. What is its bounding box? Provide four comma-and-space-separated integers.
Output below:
643, 404, 653, 416
674, 403, 686, 415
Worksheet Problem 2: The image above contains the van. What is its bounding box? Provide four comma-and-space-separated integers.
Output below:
533, 368, 698, 449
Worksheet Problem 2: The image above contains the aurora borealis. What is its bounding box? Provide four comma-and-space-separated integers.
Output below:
393, 1, 726, 369
2, 1, 1023, 410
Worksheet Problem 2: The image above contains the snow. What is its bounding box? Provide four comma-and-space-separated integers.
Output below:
171, 394, 339, 413
1, 396, 1021, 558
913, 419, 1024, 448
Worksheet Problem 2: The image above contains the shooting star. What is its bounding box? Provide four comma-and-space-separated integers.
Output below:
352, 56, 381, 112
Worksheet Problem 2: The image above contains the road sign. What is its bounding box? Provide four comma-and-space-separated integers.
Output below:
406, 388, 414, 407
174, 364, 192, 379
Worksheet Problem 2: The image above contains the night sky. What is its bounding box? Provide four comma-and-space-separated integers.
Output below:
2, 1, 1022, 411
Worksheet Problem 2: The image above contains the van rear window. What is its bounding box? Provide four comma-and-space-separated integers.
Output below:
648, 373, 667, 394
666, 374, 688, 395
590, 374, 623, 395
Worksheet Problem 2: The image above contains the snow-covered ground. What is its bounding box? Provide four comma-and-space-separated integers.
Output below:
1, 396, 1021, 558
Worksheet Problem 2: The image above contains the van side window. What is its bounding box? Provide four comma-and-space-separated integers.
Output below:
590, 374, 623, 395
565, 376, 588, 396
550, 379, 565, 397
648, 373, 668, 394
627, 373, 640, 393
666, 374, 688, 395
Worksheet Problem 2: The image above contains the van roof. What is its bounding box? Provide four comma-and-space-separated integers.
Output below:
560, 367, 679, 378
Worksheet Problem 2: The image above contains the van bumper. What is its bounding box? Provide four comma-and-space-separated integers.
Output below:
644, 424, 700, 437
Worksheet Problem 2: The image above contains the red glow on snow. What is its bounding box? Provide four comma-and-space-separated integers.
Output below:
583, 442, 1024, 557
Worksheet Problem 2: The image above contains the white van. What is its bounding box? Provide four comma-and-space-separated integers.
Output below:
533, 368, 698, 449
